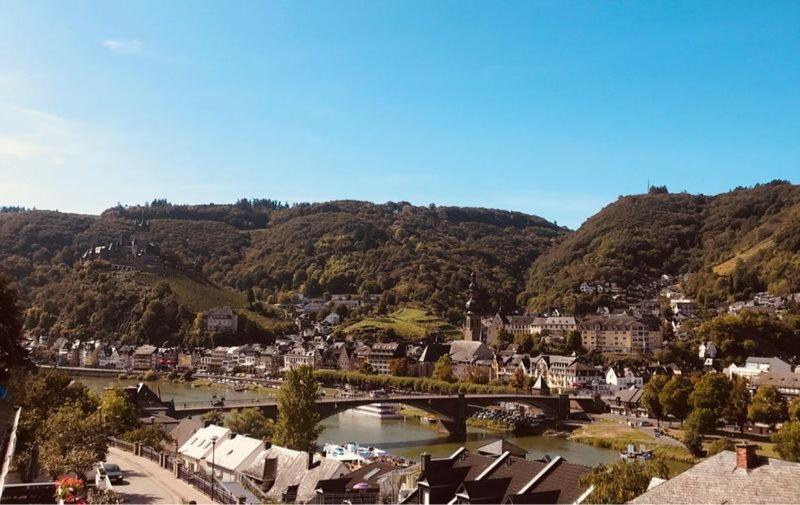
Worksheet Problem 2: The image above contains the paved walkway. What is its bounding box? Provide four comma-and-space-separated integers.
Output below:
106, 447, 214, 504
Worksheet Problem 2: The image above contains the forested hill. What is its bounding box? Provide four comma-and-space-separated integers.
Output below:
523, 180, 800, 311
0, 201, 566, 327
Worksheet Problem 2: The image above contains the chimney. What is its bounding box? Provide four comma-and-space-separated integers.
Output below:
307, 451, 317, 470
421, 452, 431, 473
736, 443, 758, 471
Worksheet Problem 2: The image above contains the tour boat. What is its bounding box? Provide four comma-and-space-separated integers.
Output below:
323, 442, 388, 462
351, 402, 402, 419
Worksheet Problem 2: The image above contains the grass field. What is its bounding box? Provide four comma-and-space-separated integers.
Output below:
571, 420, 696, 464
713, 238, 776, 275
344, 307, 462, 340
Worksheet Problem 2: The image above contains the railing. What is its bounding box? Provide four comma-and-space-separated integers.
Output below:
109, 437, 244, 504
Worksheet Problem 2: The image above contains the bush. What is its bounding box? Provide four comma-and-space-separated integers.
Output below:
706, 437, 734, 456
683, 429, 704, 457
142, 370, 158, 381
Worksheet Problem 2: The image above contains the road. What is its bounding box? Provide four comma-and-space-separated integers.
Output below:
106, 447, 214, 504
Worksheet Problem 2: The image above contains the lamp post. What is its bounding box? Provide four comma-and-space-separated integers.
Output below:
210, 435, 218, 501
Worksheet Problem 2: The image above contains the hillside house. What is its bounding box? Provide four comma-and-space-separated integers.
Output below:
204, 307, 239, 334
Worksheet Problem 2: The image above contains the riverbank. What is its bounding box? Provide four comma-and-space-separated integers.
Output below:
569, 418, 695, 471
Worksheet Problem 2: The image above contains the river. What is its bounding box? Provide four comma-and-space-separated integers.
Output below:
76, 376, 618, 466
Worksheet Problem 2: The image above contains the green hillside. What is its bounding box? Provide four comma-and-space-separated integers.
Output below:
343, 307, 463, 341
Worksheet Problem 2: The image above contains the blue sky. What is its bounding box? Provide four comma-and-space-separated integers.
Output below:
0, 1, 798, 229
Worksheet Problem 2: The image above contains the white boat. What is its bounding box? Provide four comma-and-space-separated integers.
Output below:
351, 402, 401, 419
323, 442, 388, 462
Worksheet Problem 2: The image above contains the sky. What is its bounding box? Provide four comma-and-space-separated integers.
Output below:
0, 1, 798, 229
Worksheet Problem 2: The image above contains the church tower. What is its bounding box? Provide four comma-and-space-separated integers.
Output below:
464, 271, 483, 342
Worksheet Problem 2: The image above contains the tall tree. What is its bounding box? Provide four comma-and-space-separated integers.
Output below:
788, 398, 800, 423
227, 408, 273, 440
772, 421, 800, 462
748, 385, 788, 429
658, 375, 693, 423
685, 407, 717, 435
641, 375, 669, 426
725, 377, 752, 433
39, 404, 107, 478
0, 275, 29, 379
100, 389, 140, 436
690, 373, 733, 418
273, 365, 323, 452
579, 459, 669, 504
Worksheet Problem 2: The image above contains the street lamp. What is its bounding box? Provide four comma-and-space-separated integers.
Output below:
210, 435, 218, 501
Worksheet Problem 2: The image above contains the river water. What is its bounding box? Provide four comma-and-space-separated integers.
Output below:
76, 376, 618, 466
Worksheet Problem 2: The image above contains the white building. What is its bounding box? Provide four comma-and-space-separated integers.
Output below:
725, 356, 792, 381
203, 434, 265, 482
178, 424, 231, 472
605, 366, 644, 391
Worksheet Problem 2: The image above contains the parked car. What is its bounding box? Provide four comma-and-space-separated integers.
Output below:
94, 462, 123, 484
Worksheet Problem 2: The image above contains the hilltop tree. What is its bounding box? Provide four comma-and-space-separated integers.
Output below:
433, 355, 454, 383
748, 385, 788, 429
641, 375, 669, 426
579, 459, 669, 504
658, 375, 693, 423
227, 407, 273, 440
788, 398, 800, 422
272, 365, 323, 452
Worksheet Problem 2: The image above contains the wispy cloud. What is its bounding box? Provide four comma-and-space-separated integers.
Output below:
101, 39, 143, 54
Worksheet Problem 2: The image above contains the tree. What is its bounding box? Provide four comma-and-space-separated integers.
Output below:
641, 375, 669, 426
788, 398, 800, 422
123, 425, 172, 449
685, 407, 717, 435
246, 288, 255, 308
725, 377, 751, 433
579, 459, 669, 503
772, 421, 800, 462
683, 429, 704, 456
227, 408, 273, 440
358, 362, 374, 375
748, 385, 788, 429
388, 358, 409, 377
690, 373, 732, 418
39, 404, 107, 478
511, 368, 526, 390
565, 330, 583, 353
0, 275, 29, 378
100, 390, 140, 436
658, 375, 693, 423
272, 365, 323, 452
468, 368, 489, 385
495, 328, 514, 348
433, 355, 454, 383
202, 409, 225, 425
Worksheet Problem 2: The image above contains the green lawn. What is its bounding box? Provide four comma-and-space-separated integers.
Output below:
344, 306, 462, 340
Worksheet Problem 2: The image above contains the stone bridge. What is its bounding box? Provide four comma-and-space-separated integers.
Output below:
169, 393, 603, 437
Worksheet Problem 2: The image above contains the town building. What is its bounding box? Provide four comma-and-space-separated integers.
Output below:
725, 356, 792, 381
132, 345, 159, 371
203, 434, 265, 482
578, 314, 662, 354
448, 341, 495, 381
177, 424, 232, 472
204, 307, 239, 334
368, 343, 407, 375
